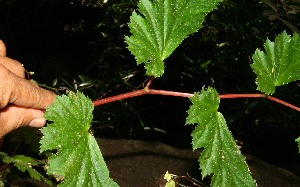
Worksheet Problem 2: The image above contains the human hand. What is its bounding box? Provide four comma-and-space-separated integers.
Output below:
0, 40, 55, 138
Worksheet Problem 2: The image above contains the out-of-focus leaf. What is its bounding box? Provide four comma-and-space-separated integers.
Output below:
278, 18, 300, 34
263, 9, 277, 20
287, 5, 300, 14
262, 0, 277, 11
0, 152, 51, 185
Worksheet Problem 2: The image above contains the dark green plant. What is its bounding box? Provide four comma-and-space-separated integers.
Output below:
1, 0, 300, 186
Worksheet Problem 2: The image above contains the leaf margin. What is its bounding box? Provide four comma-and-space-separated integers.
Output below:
186, 87, 256, 187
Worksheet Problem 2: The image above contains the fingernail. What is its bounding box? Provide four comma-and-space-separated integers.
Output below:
29, 118, 46, 128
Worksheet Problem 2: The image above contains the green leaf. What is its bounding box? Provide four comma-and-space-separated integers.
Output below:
40, 92, 118, 187
295, 137, 300, 153
0, 152, 51, 184
125, 0, 222, 77
251, 31, 300, 94
186, 88, 256, 187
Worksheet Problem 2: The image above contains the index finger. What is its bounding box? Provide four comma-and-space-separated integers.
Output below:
12, 78, 56, 109
0, 56, 25, 78
0, 66, 55, 109
0, 40, 25, 78
0, 40, 6, 57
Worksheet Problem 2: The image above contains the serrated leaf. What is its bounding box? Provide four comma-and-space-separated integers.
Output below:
0, 152, 51, 184
251, 31, 300, 94
186, 88, 256, 187
125, 0, 222, 77
40, 92, 118, 187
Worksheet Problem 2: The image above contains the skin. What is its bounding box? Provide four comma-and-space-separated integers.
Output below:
0, 40, 55, 138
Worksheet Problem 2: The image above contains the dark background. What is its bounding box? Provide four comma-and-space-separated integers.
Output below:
1, 0, 300, 177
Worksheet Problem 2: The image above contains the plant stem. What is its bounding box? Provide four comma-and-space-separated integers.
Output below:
92, 89, 300, 112
145, 76, 154, 89
218, 94, 265, 99
266, 95, 300, 112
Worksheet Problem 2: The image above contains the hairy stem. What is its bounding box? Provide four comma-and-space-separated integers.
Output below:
92, 89, 300, 112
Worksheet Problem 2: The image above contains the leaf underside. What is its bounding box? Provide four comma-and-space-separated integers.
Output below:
40, 92, 118, 187
251, 31, 300, 95
186, 88, 256, 187
125, 0, 222, 77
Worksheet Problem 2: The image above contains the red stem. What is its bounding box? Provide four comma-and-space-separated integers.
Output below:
218, 94, 265, 99
92, 89, 300, 112
145, 76, 154, 89
266, 95, 300, 112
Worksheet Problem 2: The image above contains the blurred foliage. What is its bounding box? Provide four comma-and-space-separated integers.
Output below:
262, 0, 300, 34
67, 0, 108, 7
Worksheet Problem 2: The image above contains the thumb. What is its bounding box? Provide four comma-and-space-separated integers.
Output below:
0, 105, 46, 138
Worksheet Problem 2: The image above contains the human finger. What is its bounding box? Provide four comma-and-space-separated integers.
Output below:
12, 78, 56, 109
0, 105, 46, 138
0, 40, 6, 57
0, 40, 24, 77
0, 65, 55, 109
0, 57, 25, 78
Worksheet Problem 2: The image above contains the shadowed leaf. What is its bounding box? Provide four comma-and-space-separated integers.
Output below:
0, 152, 51, 185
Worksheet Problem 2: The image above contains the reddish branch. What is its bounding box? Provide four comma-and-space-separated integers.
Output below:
92, 76, 300, 111
266, 95, 300, 112
92, 88, 300, 112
